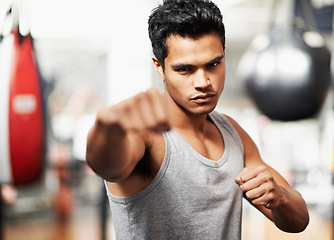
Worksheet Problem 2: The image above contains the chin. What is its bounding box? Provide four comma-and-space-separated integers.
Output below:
189, 105, 216, 116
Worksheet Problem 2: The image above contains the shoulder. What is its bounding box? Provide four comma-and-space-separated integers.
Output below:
220, 114, 248, 141
210, 111, 239, 129
210, 112, 246, 140
220, 114, 264, 166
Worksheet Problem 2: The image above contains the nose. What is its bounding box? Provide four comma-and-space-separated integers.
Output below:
193, 69, 210, 89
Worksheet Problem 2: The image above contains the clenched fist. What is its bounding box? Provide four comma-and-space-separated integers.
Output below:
96, 88, 170, 133
235, 165, 284, 209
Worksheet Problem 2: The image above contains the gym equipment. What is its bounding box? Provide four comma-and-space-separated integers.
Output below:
0, 3, 46, 185
238, 0, 331, 121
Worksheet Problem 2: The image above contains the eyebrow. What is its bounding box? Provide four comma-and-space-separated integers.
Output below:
207, 55, 224, 65
171, 54, 224, 69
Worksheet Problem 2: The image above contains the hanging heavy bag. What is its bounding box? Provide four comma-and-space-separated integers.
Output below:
0, 4, 45, 185
238, 0, 331, 121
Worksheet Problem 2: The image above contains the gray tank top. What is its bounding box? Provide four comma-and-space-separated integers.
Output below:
105, 111, 244, 240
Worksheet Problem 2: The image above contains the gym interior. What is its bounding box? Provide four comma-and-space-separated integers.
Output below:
0, 0, 333, 239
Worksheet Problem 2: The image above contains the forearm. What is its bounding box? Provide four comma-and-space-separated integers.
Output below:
230, 115, 309, 233
85, 88, 168, 181
270, 186, 309, 233
86, 121, 142, 182
235, 164, 309, 233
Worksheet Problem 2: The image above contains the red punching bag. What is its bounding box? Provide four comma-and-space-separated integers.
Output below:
0, 5, 45, 185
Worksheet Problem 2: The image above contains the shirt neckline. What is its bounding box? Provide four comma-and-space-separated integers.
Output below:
171, 112, 229, 168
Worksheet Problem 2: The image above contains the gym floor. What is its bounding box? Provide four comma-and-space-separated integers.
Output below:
3, 204, 333, 240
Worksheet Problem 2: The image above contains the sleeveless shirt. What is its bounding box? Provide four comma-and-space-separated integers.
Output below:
105, 111, 244, 240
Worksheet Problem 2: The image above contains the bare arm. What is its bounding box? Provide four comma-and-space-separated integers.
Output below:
226, 115, 309, 233
86, 88, 169, 182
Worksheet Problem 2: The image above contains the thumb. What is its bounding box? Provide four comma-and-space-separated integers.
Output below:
234, 173, 245, 191
235, 172, 243, 186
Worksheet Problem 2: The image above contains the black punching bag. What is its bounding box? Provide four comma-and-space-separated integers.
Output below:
238, 3, 331, 121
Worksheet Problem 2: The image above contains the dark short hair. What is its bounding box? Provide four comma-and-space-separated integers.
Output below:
148, 0, 225, 70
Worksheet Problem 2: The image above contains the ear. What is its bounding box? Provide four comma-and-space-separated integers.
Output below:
152, 57, 164, 79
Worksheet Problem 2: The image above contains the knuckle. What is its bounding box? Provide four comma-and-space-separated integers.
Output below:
267, 192, 274, 200
137, 91, 146, 98
134, 92, 146, 103
257, 165, 267, 172
263, 186, 270, 194
147, 87, 159, 96
259, 165, 267, 170
120, 105, 133, 117
259, 171, 272, 182
263, 182, 273, 193
97, 107, 119, 124
118, 98, 134, 111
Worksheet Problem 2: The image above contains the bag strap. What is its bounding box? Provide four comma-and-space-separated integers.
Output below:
0, 6, 14, 41
0, 0, 30, 42
298, 0, 319, 32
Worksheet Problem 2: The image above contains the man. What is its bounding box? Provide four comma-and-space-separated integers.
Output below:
86, 0, 309, 239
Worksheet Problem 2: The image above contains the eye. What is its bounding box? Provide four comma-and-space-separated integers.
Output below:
207, 61, 220, 69
177, 67, 189, 72
175, 67, 193, 74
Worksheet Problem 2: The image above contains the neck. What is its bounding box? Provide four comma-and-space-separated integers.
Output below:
162, 91, 212, 135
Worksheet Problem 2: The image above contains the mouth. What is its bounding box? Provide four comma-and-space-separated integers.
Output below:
190, 93, 216, 103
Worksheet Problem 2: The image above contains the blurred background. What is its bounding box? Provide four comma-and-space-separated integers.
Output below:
0, 0, 333, 239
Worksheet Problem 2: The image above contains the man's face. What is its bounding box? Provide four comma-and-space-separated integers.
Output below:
154, 33, 226, 116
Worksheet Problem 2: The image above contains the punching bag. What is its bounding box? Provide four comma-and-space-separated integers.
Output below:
238, 1, 331, 121
0, 5, 45, 185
